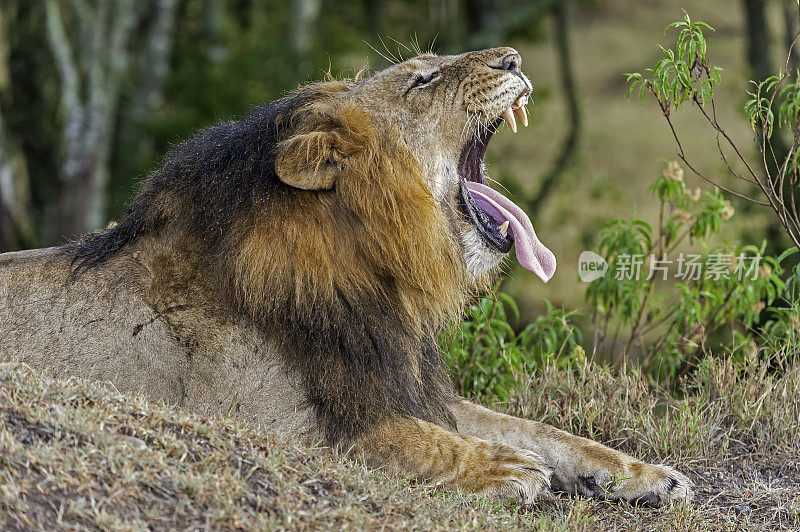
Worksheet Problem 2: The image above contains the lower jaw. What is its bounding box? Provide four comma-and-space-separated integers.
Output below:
457, 181, 513, 254
462, 230, 508, 278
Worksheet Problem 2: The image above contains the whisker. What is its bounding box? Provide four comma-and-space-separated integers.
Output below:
365, 40, 396, 66
428, 34, 442, 55
377, 35, 401, 64
411, 33, 422, 55
485, 175, 513, 195
461, 111, 477, 142
387, 36, 411, 61
467, 110, 480, 141
477, 96, 492, 137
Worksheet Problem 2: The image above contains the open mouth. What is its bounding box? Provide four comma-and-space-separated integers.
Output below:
458, 93, 557, 282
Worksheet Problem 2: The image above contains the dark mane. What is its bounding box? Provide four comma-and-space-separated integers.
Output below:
68, 86, 319, 275
65, 81, 460, 444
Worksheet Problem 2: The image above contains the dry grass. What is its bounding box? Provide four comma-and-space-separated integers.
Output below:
2, 352, 798, 530
0, 363, 543, 530
502, 350, 800, 529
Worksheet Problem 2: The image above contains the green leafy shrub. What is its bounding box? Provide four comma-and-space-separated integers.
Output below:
627, 11, 800, 251
443, 11, 800, 391
442, 158, 797, 391
755, 260, 800, 356
441, 289, 582, 400
618, 10, 800, 375
585, 160, 793, 379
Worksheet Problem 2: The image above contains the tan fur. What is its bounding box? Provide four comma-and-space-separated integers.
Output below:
245, 99, 466, 329
0, 47, 692, 507
448, 400, 692, 503
355, 416, 551, 503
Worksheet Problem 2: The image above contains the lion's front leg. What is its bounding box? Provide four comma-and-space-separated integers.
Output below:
354, 416, 552, 504
450, 400, 692, 506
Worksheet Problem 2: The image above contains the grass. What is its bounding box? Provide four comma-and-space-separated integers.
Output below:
504, 351, 800, 529
2, 350, 798, 530
0, 363, 540, 530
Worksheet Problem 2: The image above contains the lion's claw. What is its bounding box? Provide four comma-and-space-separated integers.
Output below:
552, 461, 692, 506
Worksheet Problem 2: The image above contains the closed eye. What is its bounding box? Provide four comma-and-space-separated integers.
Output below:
407, 71, 439, 92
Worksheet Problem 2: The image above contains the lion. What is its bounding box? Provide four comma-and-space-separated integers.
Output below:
0, 47, 691, 505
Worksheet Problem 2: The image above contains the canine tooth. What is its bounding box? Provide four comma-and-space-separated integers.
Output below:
499, 220, 509, 237
501, 107, 517, 133
513, 105, 528, 127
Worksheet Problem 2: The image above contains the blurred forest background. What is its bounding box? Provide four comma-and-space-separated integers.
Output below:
0, 0, 796, 321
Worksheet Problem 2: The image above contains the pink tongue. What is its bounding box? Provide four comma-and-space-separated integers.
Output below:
465, 181, 556, 282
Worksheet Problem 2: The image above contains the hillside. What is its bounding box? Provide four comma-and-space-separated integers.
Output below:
2, 358, 798, 530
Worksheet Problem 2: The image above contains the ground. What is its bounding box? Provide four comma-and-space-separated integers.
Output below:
2, 355, 797, 531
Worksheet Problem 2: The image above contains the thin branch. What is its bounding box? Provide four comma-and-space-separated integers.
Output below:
760, 31, 800, 186
675, 153, 769, 205
528, 0, 581, 213
650, 91, 687, 157
777, 129, 799, 189
714, 132, 758, 185
666, 227, 693, 254
694, 96, 768, 190
639, 307, 680, 337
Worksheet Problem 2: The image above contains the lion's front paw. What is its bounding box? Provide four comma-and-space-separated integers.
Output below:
552, 457, 692, 506
464, 445, 552, 504
614, 463, 693, 506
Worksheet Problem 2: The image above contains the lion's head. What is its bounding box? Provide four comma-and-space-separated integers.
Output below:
70, 47, 556, 442
274, 46, 555, 285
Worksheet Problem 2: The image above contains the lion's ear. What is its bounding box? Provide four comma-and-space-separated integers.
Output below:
274, 105, 372, 191
274, 130, 348, 190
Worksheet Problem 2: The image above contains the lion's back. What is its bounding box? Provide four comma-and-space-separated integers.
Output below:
0, 244, 314, 436
0, 246, 189, 402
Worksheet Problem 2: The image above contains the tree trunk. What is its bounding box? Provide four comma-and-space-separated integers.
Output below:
362, 0, 383, 38
464, 0, 500, 48
123, 0, 179, 177
528, 0, 581, 214
784, 0, 800, 76
289, 0, 321, 77
742, 0, 792, 248
44, 0, 139, 238
0, 115, 34, 251
741, 0, 788, 163
131, 0, 178, 123
743, 0, 773, 82
203, 0, 227, 64
0, 5, 34, 251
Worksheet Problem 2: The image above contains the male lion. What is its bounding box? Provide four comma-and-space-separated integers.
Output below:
0, 48, 691, 505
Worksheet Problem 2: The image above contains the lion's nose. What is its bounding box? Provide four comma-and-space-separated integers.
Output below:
484, 48, 522, 72
500, 53, 521, 72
